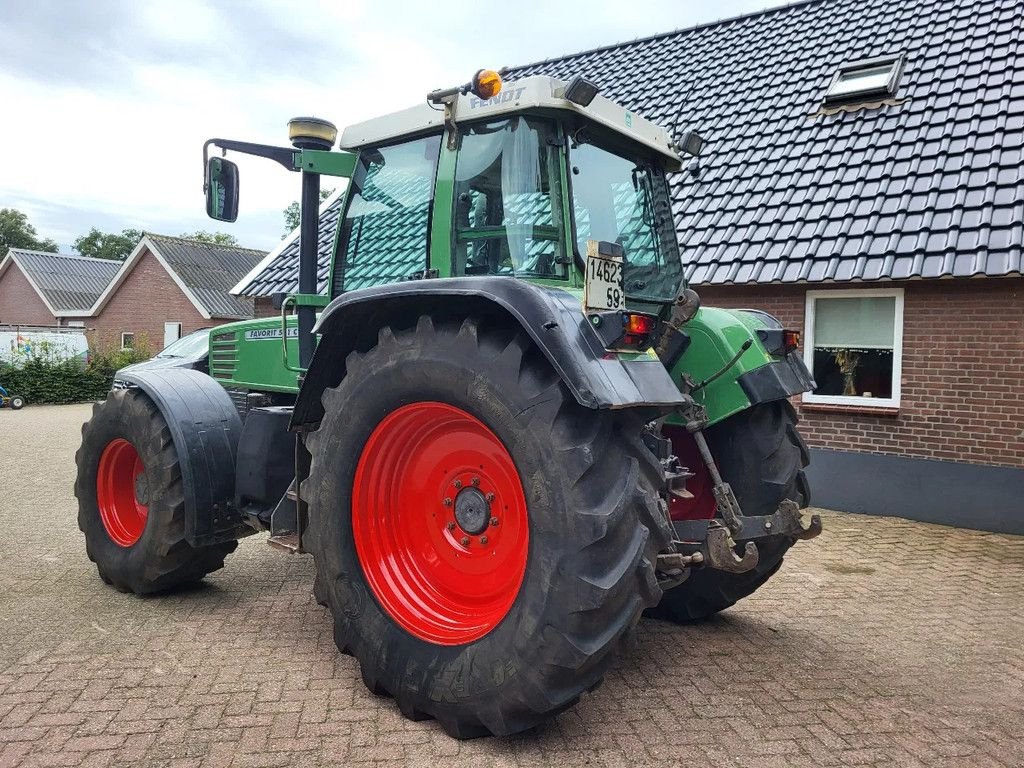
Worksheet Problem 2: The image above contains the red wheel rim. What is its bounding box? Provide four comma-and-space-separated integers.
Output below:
352, 402, 529, 645
664, 426, 717, 523
97, 438, 149, 547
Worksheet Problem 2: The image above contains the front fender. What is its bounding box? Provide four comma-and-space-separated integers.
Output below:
118, 368, 247, 546
290, 277, 688, 429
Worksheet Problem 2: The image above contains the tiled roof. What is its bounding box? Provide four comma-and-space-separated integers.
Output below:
237, 175, 436, 298
3, 249, 120, 312
146, 235, 266, 318
236, 196, 343, 297
509, 0, 1024, 285
238, 0, 1023, 292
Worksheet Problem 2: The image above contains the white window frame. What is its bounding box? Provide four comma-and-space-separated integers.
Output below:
803, 288, 904, 409
121, 332, 135, 350
823, 54, 905, 105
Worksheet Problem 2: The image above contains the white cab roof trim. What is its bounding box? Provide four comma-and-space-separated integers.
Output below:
339, 76, 681, 168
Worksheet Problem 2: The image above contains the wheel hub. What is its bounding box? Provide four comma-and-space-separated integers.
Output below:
454, 486, 489, 534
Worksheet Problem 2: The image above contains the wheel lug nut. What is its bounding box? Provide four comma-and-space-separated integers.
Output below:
447, 521, 456, 531
490, 516, 499, 527
471, 476, 480, 487
480, 535, 489, 545
453, 479, 463, 489
460, 536, 470, 546
486, 492, 495, 502
443, 497, 452, 507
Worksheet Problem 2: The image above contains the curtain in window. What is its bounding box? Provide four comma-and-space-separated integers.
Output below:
814, 296, 896, 349
500, 118, 540, 267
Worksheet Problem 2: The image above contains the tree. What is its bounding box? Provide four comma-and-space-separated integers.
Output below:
283, 189, 335, 236
0, 208, 58, 258
74, 228, 143, 261
179, 231, 239, 246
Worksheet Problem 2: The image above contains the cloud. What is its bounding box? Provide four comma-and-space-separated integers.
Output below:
0, 0, 782, 252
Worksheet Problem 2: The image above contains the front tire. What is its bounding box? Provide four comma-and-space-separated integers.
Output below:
74, 388, 236, 594
304, 315, 671, 737
648, 400, 810, 623
10, 395, 24, 410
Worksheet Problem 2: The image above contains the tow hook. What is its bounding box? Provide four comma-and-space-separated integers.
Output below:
705, 522, 759, 573
778, 499, 823, 541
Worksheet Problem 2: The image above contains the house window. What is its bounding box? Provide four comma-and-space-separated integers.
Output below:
121, 332, 135, 350
803, 289, 904, 408
824, 55, 905, 105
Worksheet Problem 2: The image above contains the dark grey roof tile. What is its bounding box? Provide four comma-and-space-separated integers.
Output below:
6, 249, 120, 312
146, 235, 265, 318
236, 196, 344, 297
509, 0, 1024, 285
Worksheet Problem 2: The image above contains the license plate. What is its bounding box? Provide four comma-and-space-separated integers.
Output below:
584, 240, 625, 311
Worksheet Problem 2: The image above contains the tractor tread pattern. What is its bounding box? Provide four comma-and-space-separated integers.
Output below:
74, 388, 236, 595
302, 315, 671, 738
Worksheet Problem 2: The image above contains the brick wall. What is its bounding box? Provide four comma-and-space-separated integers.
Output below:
253, 296, 277, 318
697, 278, 1024, 470
89, 249, 211, 353
0, 264, 58, 326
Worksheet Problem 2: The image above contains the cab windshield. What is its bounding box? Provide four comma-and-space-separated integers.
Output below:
569, 140, 683, 303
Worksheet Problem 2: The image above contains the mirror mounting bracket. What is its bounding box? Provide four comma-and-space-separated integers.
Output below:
202, 139, 297, 193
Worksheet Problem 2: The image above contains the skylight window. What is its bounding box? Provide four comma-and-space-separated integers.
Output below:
824, 55, 905, 105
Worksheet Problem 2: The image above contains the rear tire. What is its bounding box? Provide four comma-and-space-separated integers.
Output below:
304, 315, 671, 737
10, 395, 24, 410
74, 388, 236, 594
648, 400, 809, 623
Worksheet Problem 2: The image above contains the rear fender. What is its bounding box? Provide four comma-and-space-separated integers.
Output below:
668, 307, 814, 427
118, 368, 247, 546
290, 277, 688, 429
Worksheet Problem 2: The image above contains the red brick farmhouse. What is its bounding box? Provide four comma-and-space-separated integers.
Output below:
0, 249, 120, 327
235, 0, 1023, 533
0, 235, 266, 351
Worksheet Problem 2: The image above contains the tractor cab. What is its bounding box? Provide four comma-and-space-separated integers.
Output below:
333, 74, 687, 311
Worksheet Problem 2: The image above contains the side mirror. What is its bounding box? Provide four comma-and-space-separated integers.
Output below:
205, 157, 239, 222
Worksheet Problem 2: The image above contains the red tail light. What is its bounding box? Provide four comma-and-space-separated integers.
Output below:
625, 313, 655, 335
783, 330, 801, 351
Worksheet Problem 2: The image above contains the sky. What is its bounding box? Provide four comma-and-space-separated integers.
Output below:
0, 0, 788, 254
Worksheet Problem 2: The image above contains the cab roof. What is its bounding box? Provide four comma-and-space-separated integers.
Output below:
339, 75, 682, 170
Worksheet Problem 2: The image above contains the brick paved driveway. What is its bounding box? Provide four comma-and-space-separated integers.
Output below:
1, 404, 1022, 767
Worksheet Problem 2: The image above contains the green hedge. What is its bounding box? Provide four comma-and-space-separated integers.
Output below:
1, 346, 151, 405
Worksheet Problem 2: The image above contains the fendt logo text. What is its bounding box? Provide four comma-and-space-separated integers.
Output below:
469, 87, 527, 109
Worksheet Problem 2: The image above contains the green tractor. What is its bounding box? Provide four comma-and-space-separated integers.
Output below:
75, 70, 821, 737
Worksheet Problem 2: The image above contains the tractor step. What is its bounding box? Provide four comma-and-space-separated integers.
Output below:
268, 532, 300, 553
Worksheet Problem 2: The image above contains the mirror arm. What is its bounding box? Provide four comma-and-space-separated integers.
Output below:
202, 139, 297, 191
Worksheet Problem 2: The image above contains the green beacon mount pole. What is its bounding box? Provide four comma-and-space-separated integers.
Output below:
287, 117, 338, 371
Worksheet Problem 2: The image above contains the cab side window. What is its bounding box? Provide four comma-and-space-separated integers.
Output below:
453, 118, 567, 279
335, 134, 441, 293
